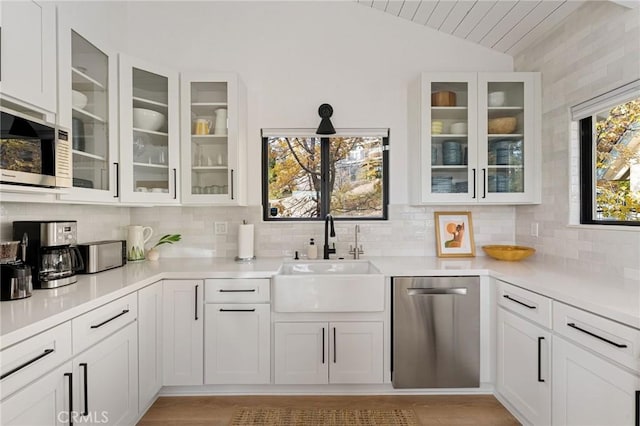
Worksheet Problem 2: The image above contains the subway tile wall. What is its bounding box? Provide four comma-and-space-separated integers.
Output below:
514, 1, 640, 281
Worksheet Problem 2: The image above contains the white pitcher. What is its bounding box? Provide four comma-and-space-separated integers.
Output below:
213, 108, 227, 135
127, 225, 153, 261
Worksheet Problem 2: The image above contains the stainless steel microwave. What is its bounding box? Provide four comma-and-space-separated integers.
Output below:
0, 109, 71, 188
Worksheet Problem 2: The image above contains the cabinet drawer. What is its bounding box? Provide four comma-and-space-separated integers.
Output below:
0, 322, 72, 399
72, 292, 137, 354
205, 279, 270, 303
553, 302, 640, 373
497, 280, 552, 328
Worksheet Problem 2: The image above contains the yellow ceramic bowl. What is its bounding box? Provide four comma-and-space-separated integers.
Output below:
482, 245, 535, 261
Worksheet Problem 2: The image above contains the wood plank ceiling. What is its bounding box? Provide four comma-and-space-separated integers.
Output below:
356, 1, 586, 55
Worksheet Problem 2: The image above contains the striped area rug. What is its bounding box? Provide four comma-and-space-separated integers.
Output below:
229, 407, 419, 425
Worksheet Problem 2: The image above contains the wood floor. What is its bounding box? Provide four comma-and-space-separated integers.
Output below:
138, 395, 520, 425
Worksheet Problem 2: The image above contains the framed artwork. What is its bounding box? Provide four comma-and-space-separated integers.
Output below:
434, 211, 475, 257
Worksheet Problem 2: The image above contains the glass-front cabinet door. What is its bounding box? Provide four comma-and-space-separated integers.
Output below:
119, 55, 179, 204
180, 72, 245, 205
478, 73, 540, 204
57, 14, 119, 203
420, 73, 478, 203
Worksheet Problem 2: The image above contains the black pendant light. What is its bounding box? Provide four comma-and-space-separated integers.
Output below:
316, 103, 336, 135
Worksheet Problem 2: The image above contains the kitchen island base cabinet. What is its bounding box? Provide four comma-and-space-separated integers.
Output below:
162, 280, 203, 386
274, 322, 383, 385
0, 362, 71, 426
552, 336, 639, 426
496, 308, 551, 426
204, 304, 270, 384
73, 321, 138, 426
138, 281, 163, 412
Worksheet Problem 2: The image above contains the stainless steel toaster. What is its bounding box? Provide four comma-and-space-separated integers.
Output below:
77, 240, 126, 274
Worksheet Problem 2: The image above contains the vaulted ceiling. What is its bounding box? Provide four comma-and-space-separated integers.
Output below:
356, 1, 588, 55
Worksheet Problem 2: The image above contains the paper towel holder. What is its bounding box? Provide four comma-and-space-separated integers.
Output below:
235, 220, 256, 263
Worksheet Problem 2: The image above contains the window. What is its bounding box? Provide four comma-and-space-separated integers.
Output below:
262, 129, 389, 220
574, 81, 640, 226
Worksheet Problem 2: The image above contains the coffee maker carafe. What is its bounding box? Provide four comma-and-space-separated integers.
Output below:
13, 221, 84, 289
0, 236, 33, 301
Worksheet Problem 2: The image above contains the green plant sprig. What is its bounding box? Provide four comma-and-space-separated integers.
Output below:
152, 234, 181, 249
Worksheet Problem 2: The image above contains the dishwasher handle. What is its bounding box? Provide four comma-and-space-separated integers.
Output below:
407, 287, 468, 296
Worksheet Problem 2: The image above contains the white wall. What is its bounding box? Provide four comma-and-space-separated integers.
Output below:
514, 1, 640, 281
2, 1, 518, 258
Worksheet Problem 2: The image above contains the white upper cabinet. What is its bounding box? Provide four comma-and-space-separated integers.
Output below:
57, 11, 119, 203
0, 0, 57, 113
180, 72, 246, 205
412, 72, 540, 205
119, 55, 180, 204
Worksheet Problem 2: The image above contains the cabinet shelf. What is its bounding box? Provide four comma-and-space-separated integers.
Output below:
73, 150, 107, 161
133, 128, 168, 137
432, 134, 468, 139
487, 165, 524, 169
431, 165, 468, 169
73, 107, 106, 123
72, 67, 105, 91
488, 134, 523, 139
192, 166, 228, 172
133, 96, 168, 111
191, 102, 227, 107
133, 162, 169, 169
431, 107, 468, 120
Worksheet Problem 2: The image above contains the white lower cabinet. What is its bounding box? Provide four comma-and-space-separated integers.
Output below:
0, 362, 72, 426
72, 321, 138, 426
138, 281, 163, 411
274, 321, 383, 385
162, 280, 203, 386
552, 335, 639, 426
204, 304, 270, 384
496, 307, 551, 426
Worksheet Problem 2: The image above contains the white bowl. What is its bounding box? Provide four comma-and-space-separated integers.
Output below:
488, 91, 506, 107
450, 122, 468, 134
133, 108, 165, 132
72, 90, 88, 109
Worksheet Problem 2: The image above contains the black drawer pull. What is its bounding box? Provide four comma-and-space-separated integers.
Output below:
537, 337, 545, 383
195, 285, 199, 321
64, 372, 73, 426
80, 363, 88, 416
567, 322, 628, 348
90, 309, 129, 329
635, 390, 639, 426
503, 294, 536, 310
1, 348, 54, 380
219, 308, 256, 312
322, 327, 325, 364
219, 289, 256, 293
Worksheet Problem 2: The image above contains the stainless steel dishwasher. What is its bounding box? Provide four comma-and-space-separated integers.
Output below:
392, 276, 480, 388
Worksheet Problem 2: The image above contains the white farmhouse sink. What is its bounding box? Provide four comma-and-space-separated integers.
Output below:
273, 260, 385, 313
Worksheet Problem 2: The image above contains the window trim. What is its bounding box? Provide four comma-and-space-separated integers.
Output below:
261, 129, 389, 221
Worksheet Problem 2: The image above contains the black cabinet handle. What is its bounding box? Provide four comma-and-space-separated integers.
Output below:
219, 289, 256, 293
64, 372, 73, 426
503, 294, 536, 310
173, 168, 177, 200
537, 337, 545, 382
635, 390, 639, 426
322, 327, 325, 364
482, 168, 487, 198
194, 285, 199, 321
90, 309, 129, 329
219, 308, 256, 312
230, 169, 235, 200
80, 363, 88, 416
567, 322, 628, 348
333, 327, 337, 364
1, 348, 54, 380
472, 168, 476, 199
113, 162, 119, 198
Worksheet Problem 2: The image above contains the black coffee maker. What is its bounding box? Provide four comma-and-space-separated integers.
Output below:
13, 221, 84, 289
0, 235, 32, 301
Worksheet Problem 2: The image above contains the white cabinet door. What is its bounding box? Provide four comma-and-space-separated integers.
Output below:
204, 303, 270, 384
0, 362, 72, 426
180, 72, 246, 205
57, 8, 120, 203
0, 0, 56, 113
274, 322, 328, 385
162, 280, 203, 385
329, 322, 383, 384
496, 308, 551, 426
138, 282, 163, 412
119, 54, 180, 204
73, 322, 138, 426
553, 336, 639, 426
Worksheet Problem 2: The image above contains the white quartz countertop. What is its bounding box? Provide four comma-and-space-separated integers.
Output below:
1, 256, 638, 350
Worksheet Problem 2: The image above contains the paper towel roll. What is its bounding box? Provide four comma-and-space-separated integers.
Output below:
237, 223, 255, 260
